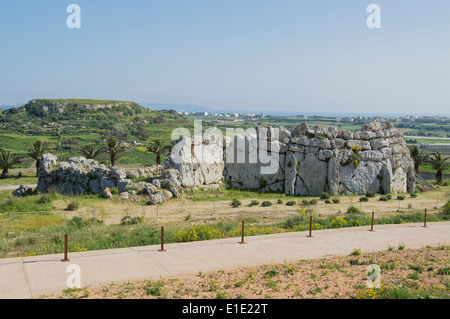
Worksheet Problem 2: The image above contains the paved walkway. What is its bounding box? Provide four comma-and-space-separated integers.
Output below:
1, 222, 449, 299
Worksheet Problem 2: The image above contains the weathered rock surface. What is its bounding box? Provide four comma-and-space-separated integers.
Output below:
37, 121, 415, 201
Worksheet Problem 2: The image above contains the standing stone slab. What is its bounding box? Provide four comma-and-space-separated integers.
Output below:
296, 153, 328, 196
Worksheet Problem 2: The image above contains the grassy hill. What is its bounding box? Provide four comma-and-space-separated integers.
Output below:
0, 99, 194, 168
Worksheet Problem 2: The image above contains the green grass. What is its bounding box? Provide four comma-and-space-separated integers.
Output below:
0, 193, 54, 214
2, 202, 448, 259
0, 175, 38, 187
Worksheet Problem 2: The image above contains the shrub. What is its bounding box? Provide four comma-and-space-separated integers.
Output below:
408, 265, 425, 273
359, 197, 369, 202
346, 206, 363, 215
332, 198, 340, 204
439, 201, 450, 220
248, 200, 260, 207
37, 193, 53, 204
110, 188, 119, 195
324, 199, 331, 204
351, 248, 362, 256
178, 225, 224, 242
407, 273, 420, 280
231, 199, 242, 208
282, 215, 307, 229
143, 280, 165, 296
320, 192, 330, 200
120, 215, 143, 225
66, 198, 81, 211
261, 201, 273, 207
410, 193, 418, 198
277, 199, 283, 204
386, 194, 393, 200
365, 191, 376, 198
301, 200, 310, 206
329, 218, 347, 228
397, 195, 406, 201
437, 267, 450, 276
379, 196, 389, 201
349, 258, 365, 266
286, 201, 296, 206
309, 199, 318, 205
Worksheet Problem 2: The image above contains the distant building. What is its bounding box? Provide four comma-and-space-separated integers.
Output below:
420, 143, 450, 151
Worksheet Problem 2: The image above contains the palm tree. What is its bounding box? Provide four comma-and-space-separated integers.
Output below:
428, 151, 450, 183
146, 139, 173, 165
409, 146, 429, 174
0, 149, 21, 179
78, 144, 104, 160
104, 137, 128, 167
26, 140, 52, 176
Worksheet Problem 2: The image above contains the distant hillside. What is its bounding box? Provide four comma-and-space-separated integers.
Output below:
141, 102, 212, 113
0, 98, 191, 140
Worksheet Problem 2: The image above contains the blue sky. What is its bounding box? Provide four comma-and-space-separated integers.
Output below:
0, 1, 449, 115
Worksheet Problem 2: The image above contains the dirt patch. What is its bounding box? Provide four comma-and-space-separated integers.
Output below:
42, 245, 450, 299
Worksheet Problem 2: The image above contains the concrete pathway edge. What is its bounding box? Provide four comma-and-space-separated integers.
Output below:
0, 222, 449, 299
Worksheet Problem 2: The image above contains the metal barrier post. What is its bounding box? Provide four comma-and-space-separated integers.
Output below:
158, 226, 166, 252
307, 215, 314, 238
369, 212, 375, 232
423, 208, 427, 228
61, 234, 70, 262
239, 220, 246, 244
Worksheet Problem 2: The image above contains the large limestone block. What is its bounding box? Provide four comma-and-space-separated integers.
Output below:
310, 125, 339, 139
346, 140, 371, 150
39, 153, 57, 171
359, 150, 383, 162
371, 138, 390, 150
291, 122, 309, 138
391, 167, 407, 193
100, 177, 116, 191
285, 151, 297, 196
340, 161, 383, 195
327, 158, 340, 196
296, 153, 328, 196
380, 160, 393, 194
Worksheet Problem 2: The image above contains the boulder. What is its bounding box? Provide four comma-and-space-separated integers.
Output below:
39, 153, 57, 171
170, 186, 181, 198
103, 188, 112, 199
117, 179, 132, 193
126, 170, 139, 180
327, 158, 340, 196
148, 192, 164, 205
111, 168, 126, 180
119, 192, 129, 200
12, 185, 34, 197
340, 161, 383, 194
100, 177, 116, 192
296, 153, 328, 196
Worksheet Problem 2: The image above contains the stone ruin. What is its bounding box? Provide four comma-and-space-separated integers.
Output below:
33, 121, 416, 204
35, 155, 185, 204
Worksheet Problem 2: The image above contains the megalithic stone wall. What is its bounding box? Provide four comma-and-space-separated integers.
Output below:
35, 121, 415, 200
170, 121, 416, 196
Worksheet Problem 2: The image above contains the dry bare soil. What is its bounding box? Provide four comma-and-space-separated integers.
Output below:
43, 245, 450, 300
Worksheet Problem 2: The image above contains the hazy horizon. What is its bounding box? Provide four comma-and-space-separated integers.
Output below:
1, 100, 449, 118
